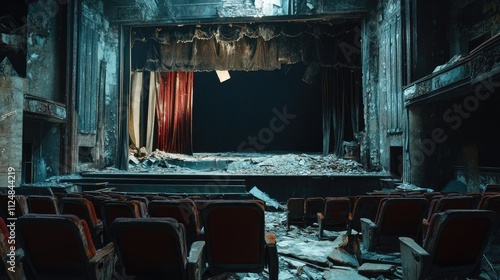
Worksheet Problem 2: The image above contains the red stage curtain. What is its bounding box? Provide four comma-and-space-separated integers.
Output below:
156, 72, 193, 155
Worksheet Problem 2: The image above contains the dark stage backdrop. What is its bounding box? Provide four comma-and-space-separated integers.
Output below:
192, 64, 322, 153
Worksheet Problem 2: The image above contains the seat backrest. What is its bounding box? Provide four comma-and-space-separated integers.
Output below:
485, 184, 500, 193
428, 196, 476, 220
27, 195, 60, 215
148, 199, 200, 246
351, 195, 383, 232
202, 200, 265, 273
61, 197, 100, 228
91, 195, 113, 220
286, 198, 305, 225
304, 197, 324, 225
110, 217, 188, 279
375, 198, 429, 252
101, 201, 141, 236
423, 209, 496, 279
323, 197, 351, 230
18, 214, 96, 279
479, 194, 500, 214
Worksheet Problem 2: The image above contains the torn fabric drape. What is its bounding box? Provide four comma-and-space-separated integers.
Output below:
129, 72, 143, 148
156, 72, 194, 155
321, 67, 362, 156
146, 72, 158, 153
131, 22, 362, 72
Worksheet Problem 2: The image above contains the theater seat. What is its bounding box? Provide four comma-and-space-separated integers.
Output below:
18, 214, 114, 280
201, 200, 278, 280
286, 198, 304, 229
148, 199, 201, 247
100, 201, 142, 244
304, 197, 324, 226
348, 195, 384, 233
61, 197, 104, 249
399, 210, 496, 280
317, 197, 351, 238
361, 197, 429, 253
110, 217, 205, 280
27, 195, 60, 214
422, 195, 476, 237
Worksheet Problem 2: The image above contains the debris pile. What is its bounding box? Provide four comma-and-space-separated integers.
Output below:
125, 149, 374, 175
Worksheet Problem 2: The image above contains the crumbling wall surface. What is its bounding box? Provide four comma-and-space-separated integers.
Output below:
362, 0, 404, 173
449, 0, 500, 57
77, 0, 119, 169
26, 0, 64, 102
0, 75, 28, 187
102, 23, 119, 168
103, 0, 367, 24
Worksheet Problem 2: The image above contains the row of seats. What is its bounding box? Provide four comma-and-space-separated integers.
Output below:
0, 192, 279, 280
286, 191, 500, 238
288, 192, 500, 280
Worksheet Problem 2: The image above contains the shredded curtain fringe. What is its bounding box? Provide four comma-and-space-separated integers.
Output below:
132, 22, 361, 72
155, 72, 194, 155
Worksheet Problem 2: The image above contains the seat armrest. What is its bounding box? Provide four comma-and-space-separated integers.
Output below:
89, 242, 115, 280
360, 218, 378, 252
317, 213, 325, 239
421, 219, 430, 240
188, 241, 205, 280
264, 234, 278, 280
399, 237, 431, 280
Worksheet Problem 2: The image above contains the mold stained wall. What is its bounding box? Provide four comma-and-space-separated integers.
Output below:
417, 0, 500, 190
79, 0, 119, 169
362, 0, 404, 174
23, 0, 119, 180
25, 0, 66, 181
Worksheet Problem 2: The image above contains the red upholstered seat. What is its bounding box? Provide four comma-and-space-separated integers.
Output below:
286, 198, 305, 229
400, 209, 496, 280
148, 199, 201, 247
18, 214, 114, 280
304, 197, 324, 226
110, 217, 205, 279
201, 200, 278, 280
317, 197, 351, 238
361, 197, 429, 253
62, 197, 104, 249
27, 195, 60, 214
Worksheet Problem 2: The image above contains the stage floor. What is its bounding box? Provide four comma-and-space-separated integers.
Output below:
121, 151, 383, 176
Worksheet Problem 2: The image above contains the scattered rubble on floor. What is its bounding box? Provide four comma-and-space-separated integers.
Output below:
262, 210, 403, 280
124, 149, 378, 175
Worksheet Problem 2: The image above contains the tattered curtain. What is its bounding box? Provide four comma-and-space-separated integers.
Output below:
156, 72, 194, 155
321, 67, 362, 156
129, 72, 157, 154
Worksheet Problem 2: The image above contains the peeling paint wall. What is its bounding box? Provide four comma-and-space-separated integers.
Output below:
0, 75, 27, 187
74, 0, 119, 170
362, 0, 405, 174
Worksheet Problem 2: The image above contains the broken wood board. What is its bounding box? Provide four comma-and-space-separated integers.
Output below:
323, 267, 369, 280
360, 250, 401, 265
357, 262, 396, 277
327, 233, 359, 268
277, 239, 336, 267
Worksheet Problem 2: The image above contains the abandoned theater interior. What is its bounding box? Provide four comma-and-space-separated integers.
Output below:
1, 0, 500, 279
